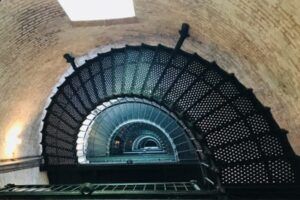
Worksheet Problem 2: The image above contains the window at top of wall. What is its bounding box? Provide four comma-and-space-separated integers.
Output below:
58, 0, 135, 21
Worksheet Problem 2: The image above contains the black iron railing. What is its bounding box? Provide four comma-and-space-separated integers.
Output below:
0, 181, 222, 199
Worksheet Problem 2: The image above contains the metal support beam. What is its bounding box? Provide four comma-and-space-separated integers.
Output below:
0, 156, 42, 173
175, 23, 190, 50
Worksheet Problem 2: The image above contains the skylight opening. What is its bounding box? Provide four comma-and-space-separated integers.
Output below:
58, 0, 135, 21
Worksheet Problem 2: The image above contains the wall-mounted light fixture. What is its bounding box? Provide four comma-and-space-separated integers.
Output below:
5, 122, 23, 158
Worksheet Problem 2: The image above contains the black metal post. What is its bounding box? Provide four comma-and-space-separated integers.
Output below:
64, 53, 77, 70
175, 23, 190, 50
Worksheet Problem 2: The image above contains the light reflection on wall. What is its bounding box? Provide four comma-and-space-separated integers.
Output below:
5, 122, 23, 158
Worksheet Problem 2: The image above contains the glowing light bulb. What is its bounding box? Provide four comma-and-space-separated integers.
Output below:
5, 123, 23, 158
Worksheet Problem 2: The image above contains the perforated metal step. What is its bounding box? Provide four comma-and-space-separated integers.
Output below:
42, 44, 297, 186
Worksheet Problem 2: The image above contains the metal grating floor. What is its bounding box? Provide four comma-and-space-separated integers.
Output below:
0, 181, 221, 199
1, 182, 198, 193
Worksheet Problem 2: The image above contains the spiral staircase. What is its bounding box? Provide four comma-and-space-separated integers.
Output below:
1, 24, 299, 199
77, 97, 199, 164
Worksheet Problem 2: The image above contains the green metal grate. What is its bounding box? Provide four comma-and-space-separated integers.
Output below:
0, 181, 221, 199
